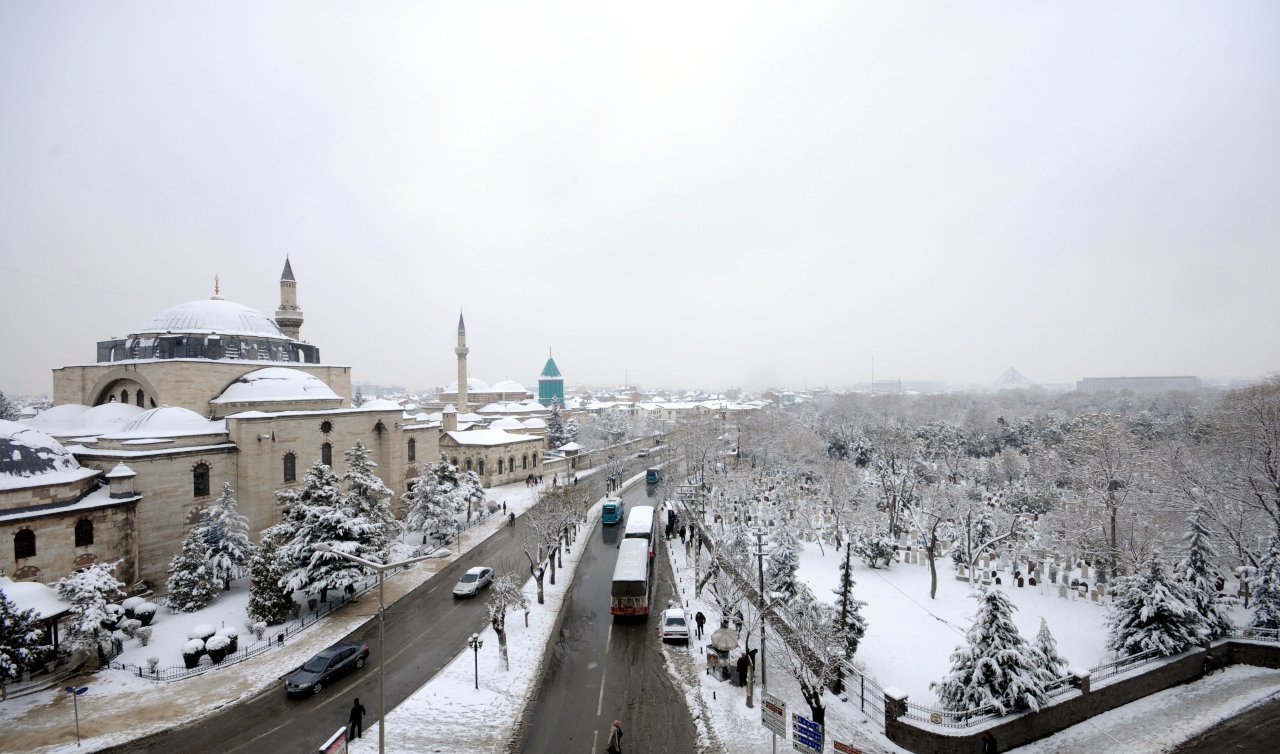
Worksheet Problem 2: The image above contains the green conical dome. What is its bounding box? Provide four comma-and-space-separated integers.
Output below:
540, 357, 562, 378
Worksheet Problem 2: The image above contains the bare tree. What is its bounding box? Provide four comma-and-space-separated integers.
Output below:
521, 492, 573, 603
486, 565, 529, 671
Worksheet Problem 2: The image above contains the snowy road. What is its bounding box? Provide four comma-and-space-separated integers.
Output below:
519, 483, 698, 754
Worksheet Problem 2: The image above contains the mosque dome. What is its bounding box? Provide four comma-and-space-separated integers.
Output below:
107, 406, 222, 438
490, 417, 523, 430
0, 420, 82, 479
137, 299, 287, 339
444, 378, 491, 393
521, 417, 547, 429
211, 367, 340, 404
490, 380, 528, 394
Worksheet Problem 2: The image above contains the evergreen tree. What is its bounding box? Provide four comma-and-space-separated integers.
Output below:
0, 591, 45, 701
342, 441, 399, 559
764, 525, 801, 602
1106, 553, 1205, 658
274, 460, 351, 596
0, 391, 19, 421
247, 530, 295, 625
546, 401, 569, 449
932, 588, 1048, 715
198, 482, 255, 590
166, 524, 221, 613
1033, 617, 1069, 679
831, 541, 869, 694
55, 561, 124, 653
1177, 505, 1233, 640
401, 455, 469, 540
1250, 532, 1280, 630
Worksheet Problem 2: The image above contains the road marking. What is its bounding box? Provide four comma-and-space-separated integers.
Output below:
597, 623, 613, 716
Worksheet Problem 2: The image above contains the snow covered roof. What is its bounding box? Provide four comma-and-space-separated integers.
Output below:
137, 298, 287, 339
489, 380, 528, 394
356, 398, 402, 411
443, 378, 491, 393
445, 429, 540, 447
99, 407, 226, 439
557, 441, 583, 451
0, 420, 87, 489
521, 418, 547, 429
0, 577, 71, 620
489, 417, 523, 430
105, 463, 136, 479
211, 367, 341, 404
24, 402, 147, 438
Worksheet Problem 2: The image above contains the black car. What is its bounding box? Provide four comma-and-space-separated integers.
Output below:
285, 641, 369, 696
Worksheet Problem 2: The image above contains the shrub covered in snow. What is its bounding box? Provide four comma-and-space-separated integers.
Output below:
187, 624, 216, 641
55, 560, 125, 652
118, 618, 142, 638
250, 621, 267, 641
134, 602, 159, 626
135, 626, 153, 647
216, 626, 239, 652
121, 596, 145, 616
181, 639, 205, 669
205, 634, 231, 662
146, 656, 159, 675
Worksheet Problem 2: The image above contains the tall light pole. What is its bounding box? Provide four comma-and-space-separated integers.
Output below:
313, 543, 440, 754
467, 632, 484, 690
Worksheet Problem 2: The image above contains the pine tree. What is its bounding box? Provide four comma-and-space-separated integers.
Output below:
166, 525, 221, 613
831, 541, 869, 694
932, 588, 1048, 715
342, 441, 399, 559
401, 455, 469, 540
199, 482, 255, 590
1250, 532, 1280, 630
247, 530, 295, 625
55, 561, 124, 652
0, 591, 45, 701
1106, 553, 1205, 658
0, 391, 20, 421
546, 401, 571, 449
1177, 505, 1233, 640
1033, 617, 1069, 679
274, 460, 349, 596
765, 526, 801, 602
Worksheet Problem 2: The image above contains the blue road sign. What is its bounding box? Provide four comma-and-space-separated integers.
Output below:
65, 686, 88, 695
791, 712, 823, 754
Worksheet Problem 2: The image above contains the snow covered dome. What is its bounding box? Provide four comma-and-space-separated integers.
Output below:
521, 417, 547, 429
106, 406, 221, 438
357, 399, 402, 411
212, 367, 340, 404
489, 380, 528, 394
137, 298, 287, 339
0, 420, 81, 479
489, 417, 523, 430
444, 378, 490, 393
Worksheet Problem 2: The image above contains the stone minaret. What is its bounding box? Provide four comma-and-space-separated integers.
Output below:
275, 257, 304, 340
455, 312, 469, 414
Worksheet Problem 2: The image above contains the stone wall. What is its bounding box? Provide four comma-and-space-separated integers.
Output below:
2, 499, 138, 585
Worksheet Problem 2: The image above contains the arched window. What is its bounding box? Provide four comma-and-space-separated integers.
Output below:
508, 457, 515, 474
498, 459, 504, 474
193, 463, 210, 497
466, 459, 473, 472
75, 518, 94, 547
522, 454, 528, 469
478, 460, 485, 475
321, 442, 332, 467
407, 438, 416, 462
283, 452, 297, 483
136, 389, 145, 407
451, 457, 459, 467
121, 389, 129, 404
532, 454, 538, 467
15, 529, 36, 559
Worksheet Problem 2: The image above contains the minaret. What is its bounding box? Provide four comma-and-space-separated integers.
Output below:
455, 312, 469, 414
274, 257, 304, 340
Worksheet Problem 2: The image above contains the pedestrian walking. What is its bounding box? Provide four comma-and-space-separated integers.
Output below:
606, 719, 624, 754
348, 697, 367, 739
733, 609, 744, 633
737, 653, 750, 687
981, 730, 997, 753
502, 501, 507, 513
694, 611, 706, 639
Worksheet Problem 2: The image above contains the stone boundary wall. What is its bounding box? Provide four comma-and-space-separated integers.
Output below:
885, 640, 1280, 753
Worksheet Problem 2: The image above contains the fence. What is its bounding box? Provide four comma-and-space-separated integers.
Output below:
1088, 646, 1163, 682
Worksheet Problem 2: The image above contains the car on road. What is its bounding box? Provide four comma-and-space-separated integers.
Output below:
452, 566, 494, 597
601, 498, 626, 525
285, 641, 369, 696
658, 607, 689, 643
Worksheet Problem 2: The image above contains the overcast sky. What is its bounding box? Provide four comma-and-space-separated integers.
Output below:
2, 2, 1277, 397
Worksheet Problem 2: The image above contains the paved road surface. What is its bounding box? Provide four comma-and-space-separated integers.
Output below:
1171, 694, 1280, 754
519, 482, 698, 754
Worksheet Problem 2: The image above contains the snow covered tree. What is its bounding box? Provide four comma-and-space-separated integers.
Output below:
932, 588, 1048, 716
1033, 617, 1069, 679
401, 455, 473, 540
849, 526, 895, 569
0, 391, 20, 421
342, 441, 399, 558
1106, 553, 1205, 658
486, 571, 529, 672
773, 598, 843, 728
1250, 532, 1280, 630
55, 561, 124, 657
545, 401, 572, 449
166, 523, 220, 612
274, 460, 361, 597
0, 591, 44, 701
830, 541, 868, 694
247, 530, 295, 625
198, 482, 255, 590
765, 525, 801, 602
1177, 505, 1233, 640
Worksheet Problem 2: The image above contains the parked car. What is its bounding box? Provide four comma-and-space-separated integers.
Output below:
658, 607, 689, 643
452, 566, 494, 597
285, 641, 369, 696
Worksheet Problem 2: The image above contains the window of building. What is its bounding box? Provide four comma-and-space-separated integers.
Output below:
451, 457, 459, 467
136, 389, 145, 407
283, 452, 297, 483
320, 420, 333, 434
508, 457, 515, 474
321, 442, 332, 467
522, 454, 528, 469
407, 438, 416, 462
121, 389, 129, 404
75, 518, 94, 547
532, 454, 538, 467
466, 459, 473, 472
15, 529, 36, 559
498, 459, 504, 474
478, 460, 485, 475
193, 463, 210, 497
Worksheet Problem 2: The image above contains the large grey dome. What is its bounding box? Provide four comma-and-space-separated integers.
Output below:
137, 299, 286, 339
0, 420, 80, 480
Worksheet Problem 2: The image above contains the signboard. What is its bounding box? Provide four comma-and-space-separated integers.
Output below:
761, 691, 787, 738
834, 741, 865, 754
791, 712, 823, 754
318, 727, 348, 754
677, 485, 698, 503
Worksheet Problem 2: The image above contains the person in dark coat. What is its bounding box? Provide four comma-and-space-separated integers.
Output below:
981, 730, 997, 753
736, 653, 750, 687
606, 719, 624, 753
348, 697, 367, 739
694, 611, 706, 639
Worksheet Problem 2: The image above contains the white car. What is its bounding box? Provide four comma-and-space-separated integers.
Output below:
658, 607, 690, 643
452, 566, 493, 597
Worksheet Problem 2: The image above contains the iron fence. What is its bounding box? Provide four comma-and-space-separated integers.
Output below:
1228, 626, 1280, 643
903, 698, 1006, 729
1089, 646, 1164, 682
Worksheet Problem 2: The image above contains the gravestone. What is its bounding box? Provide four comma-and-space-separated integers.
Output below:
1028, 577, 1037, 587
1016, 577, 1025, 588
1058, 584, 1069, 599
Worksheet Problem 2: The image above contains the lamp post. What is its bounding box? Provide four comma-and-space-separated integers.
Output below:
64, 685, 88, 747
468, 632, 484, 690
313, 543, 441, 754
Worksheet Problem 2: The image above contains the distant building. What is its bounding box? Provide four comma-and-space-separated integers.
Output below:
1076, 376, 1201, 393
538, 354, 564, 407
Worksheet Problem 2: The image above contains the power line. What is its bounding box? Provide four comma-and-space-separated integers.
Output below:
0, 264, 181, 304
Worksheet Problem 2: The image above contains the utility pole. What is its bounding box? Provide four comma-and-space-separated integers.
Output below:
755, 530, 767, 689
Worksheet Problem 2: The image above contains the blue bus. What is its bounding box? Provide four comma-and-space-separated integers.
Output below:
601, 497, 626, 525
645, 467, 663, 485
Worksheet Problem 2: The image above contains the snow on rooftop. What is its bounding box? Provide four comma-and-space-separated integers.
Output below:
100, 407, 226, 440
489, 417, 523, 430
445, 429, 539, 446
0, 576, 71, 620
357, 398, 402, 410
521, 418, 547, 429
25, 403, 147, 438
137, 298, 287, 339
211, 367, 341, 404
489, 380, 528, 393
0, 419, 82, 486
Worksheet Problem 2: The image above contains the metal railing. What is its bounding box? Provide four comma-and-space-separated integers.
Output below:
1089, 646, 1163, 682
1227, 626, 1280, 643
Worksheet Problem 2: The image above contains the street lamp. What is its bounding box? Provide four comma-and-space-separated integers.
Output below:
64, 685, 88, 747
313, 543, 441, 754
467, 632, 484, 690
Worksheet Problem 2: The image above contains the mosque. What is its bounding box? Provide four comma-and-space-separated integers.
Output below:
1, 261, 550, 591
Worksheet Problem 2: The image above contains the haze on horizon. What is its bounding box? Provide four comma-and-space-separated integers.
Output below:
2, 2, 1277, 398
